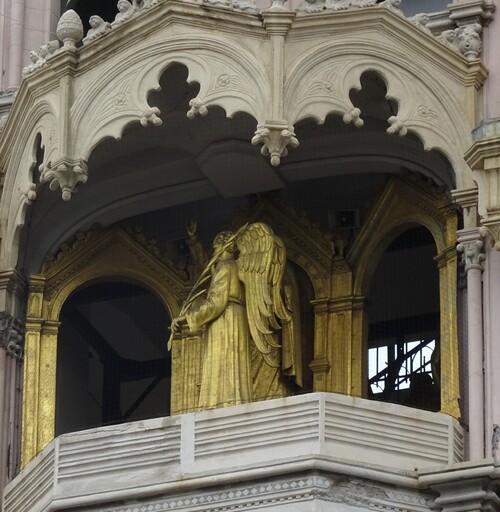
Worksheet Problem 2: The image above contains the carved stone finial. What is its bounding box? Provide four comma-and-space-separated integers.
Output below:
57, 10, 84, 49
457, 239, 485, 271
40, 159, 88, 201
83, 16, 112, 45
251, 124, 299, 166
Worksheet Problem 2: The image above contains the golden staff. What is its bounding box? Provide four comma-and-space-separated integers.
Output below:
167, 223, 248, 350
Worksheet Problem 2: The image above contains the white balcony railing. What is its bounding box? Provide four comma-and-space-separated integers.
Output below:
3, 392, 464, 512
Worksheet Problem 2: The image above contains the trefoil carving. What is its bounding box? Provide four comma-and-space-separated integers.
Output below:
187, 98, 209, 119
140, 107, 162, 126
251, 124, 299, 166
387, 116, 407, 137
343, 108, 364, 127
40, 158, 88, 201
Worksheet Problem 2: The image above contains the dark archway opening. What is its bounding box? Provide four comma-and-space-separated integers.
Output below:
56, 281, 171, 436
367, 226, 440, 411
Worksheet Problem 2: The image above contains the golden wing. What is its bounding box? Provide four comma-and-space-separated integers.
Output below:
236, 223, 291, 367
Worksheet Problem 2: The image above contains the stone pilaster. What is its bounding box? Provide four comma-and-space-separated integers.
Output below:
457, 230, 485, 460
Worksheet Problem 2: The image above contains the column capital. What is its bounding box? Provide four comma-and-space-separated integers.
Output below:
0, 312, 24, 360
457, 230, 485, 272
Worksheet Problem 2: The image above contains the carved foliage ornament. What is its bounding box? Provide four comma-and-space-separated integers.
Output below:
251, 124, 299, 166
0, 313, 24, 359
40, 158, 88, 201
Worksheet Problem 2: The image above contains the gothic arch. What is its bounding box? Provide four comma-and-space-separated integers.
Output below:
347, 176, 459, 418
22, 224, 186, 466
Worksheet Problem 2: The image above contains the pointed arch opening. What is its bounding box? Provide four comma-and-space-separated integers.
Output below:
56, 280, 171, 436
367, 226, 440, 411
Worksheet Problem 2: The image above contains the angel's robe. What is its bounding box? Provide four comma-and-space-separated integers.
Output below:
186, 257, 252, 409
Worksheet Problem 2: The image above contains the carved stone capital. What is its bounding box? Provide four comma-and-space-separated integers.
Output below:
40, 158, 88, 201
251, 123, 299, 166
457, 231, 485, 272
0, 313, 24, 360
465, 122, 500, 249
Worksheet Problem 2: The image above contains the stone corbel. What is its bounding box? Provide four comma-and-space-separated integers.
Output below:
465, 120, 500, 250
251, 123, 299, 166
40, 158, 88, 201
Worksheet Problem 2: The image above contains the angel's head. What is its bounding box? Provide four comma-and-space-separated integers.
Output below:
89, 15, 103, 28
213, 231, 236, 257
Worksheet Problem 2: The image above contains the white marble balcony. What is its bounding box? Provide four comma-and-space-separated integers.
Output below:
3, 392, 464, 512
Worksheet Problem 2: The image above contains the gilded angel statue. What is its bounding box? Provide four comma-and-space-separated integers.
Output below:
170, 222, 297, 410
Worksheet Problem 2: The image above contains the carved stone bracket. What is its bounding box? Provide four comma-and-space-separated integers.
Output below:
251, 123, 299, 166
40, 158, 88, 201
0, 313, 24, 360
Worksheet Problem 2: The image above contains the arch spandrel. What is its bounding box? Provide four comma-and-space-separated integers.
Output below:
0, 102, 59, 269
348, 177, 456, 296
72, 37, 270, 161
285, 10, 484, 190
40, 225, 186, 321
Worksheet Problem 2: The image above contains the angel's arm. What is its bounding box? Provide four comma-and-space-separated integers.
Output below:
185, 262, 231, 333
